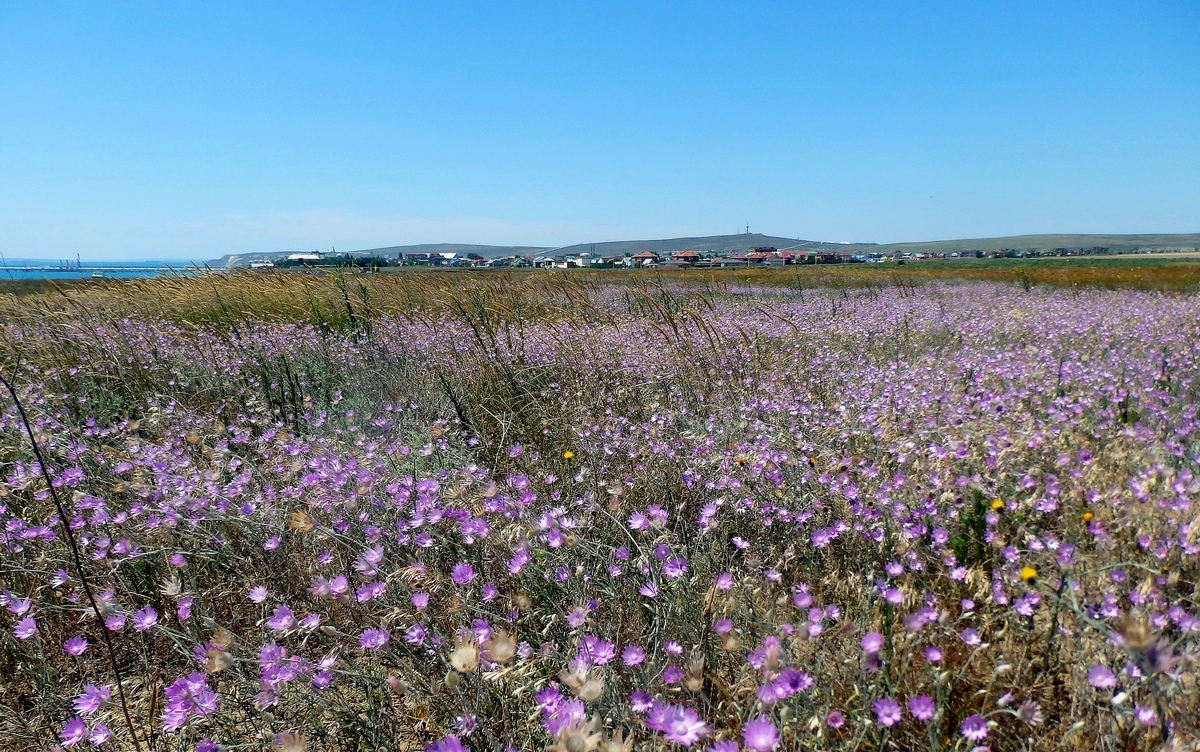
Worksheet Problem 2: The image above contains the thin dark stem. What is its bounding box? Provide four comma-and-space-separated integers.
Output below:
0, 372, 144, 752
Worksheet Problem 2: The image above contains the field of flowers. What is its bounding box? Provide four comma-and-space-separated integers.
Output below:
1, 271, 1198, 751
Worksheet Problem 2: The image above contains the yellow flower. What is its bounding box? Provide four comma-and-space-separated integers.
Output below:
1082, 511, 1094, 522
991, 499, 1005, 510
563, 450, 574, 459
1020, 566, 1037, 581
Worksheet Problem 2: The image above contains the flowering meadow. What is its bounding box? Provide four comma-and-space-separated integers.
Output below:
1, 271, 1199, 751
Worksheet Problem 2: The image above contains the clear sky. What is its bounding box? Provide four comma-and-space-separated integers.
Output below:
1, 1, 1198, 260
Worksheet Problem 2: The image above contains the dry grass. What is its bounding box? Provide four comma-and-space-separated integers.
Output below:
3, 255, 1197, 326
0, 270, 1197, 751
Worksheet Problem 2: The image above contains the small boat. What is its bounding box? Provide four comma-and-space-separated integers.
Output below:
91, 271, 105, 279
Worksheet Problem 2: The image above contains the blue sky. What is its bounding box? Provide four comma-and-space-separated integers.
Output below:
1, 1, 1198, 260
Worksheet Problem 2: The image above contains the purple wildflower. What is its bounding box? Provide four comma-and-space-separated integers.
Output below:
14, 617, 37, 640
360, 629, 390, 649
543, 698, 586, 736
64, 636, 88, 656
622, 645, 646, 666
88, 724, 111, 745
133, 605, 158, 632
861, 631, 884, 654
872, 697, 902, 726
908, 695, 935, 721
630, 690, 653, 713
456, 714, 477, 736
645, 701, 710, 745
161, 672, 218, 731
662, 557, 688, 579
355, 581, 386, 603
405, 622, 426, 645
267, 605, 296, 631
792, 585, 813, 608
566, 605, 589, 628
426, 735, 468, 752
60, 717, 88, 747
1087, 664, 1117, 689
959, 714, 988, 741
742, 715, 779, 751
578, 635, 616, 665
74, 684, 111, 715
450, 562, 475, 586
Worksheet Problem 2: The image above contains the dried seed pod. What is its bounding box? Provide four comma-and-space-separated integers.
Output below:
683, 651, 705, 692
449, 632, 480, 673
159, 575, 182, 597
600, 728, 633, 752
205, 647, 234, 674
576, 676, 605, 702
288, 510, 315, 532
482, 629, 517, 664
210, 627, 236, 650
273, 731, 307, 752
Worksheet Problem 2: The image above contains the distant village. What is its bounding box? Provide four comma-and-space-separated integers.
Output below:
247, 244, 1182, 270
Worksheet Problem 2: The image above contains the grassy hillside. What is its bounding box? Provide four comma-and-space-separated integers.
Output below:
871, 233, 1200, 256
549, 233, 843, 257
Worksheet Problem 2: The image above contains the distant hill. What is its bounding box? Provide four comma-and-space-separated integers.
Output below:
547, 232, 1200, 258
548, 233, 853, 257
870, 233, 1200, 256
208, 232, 1200, 267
